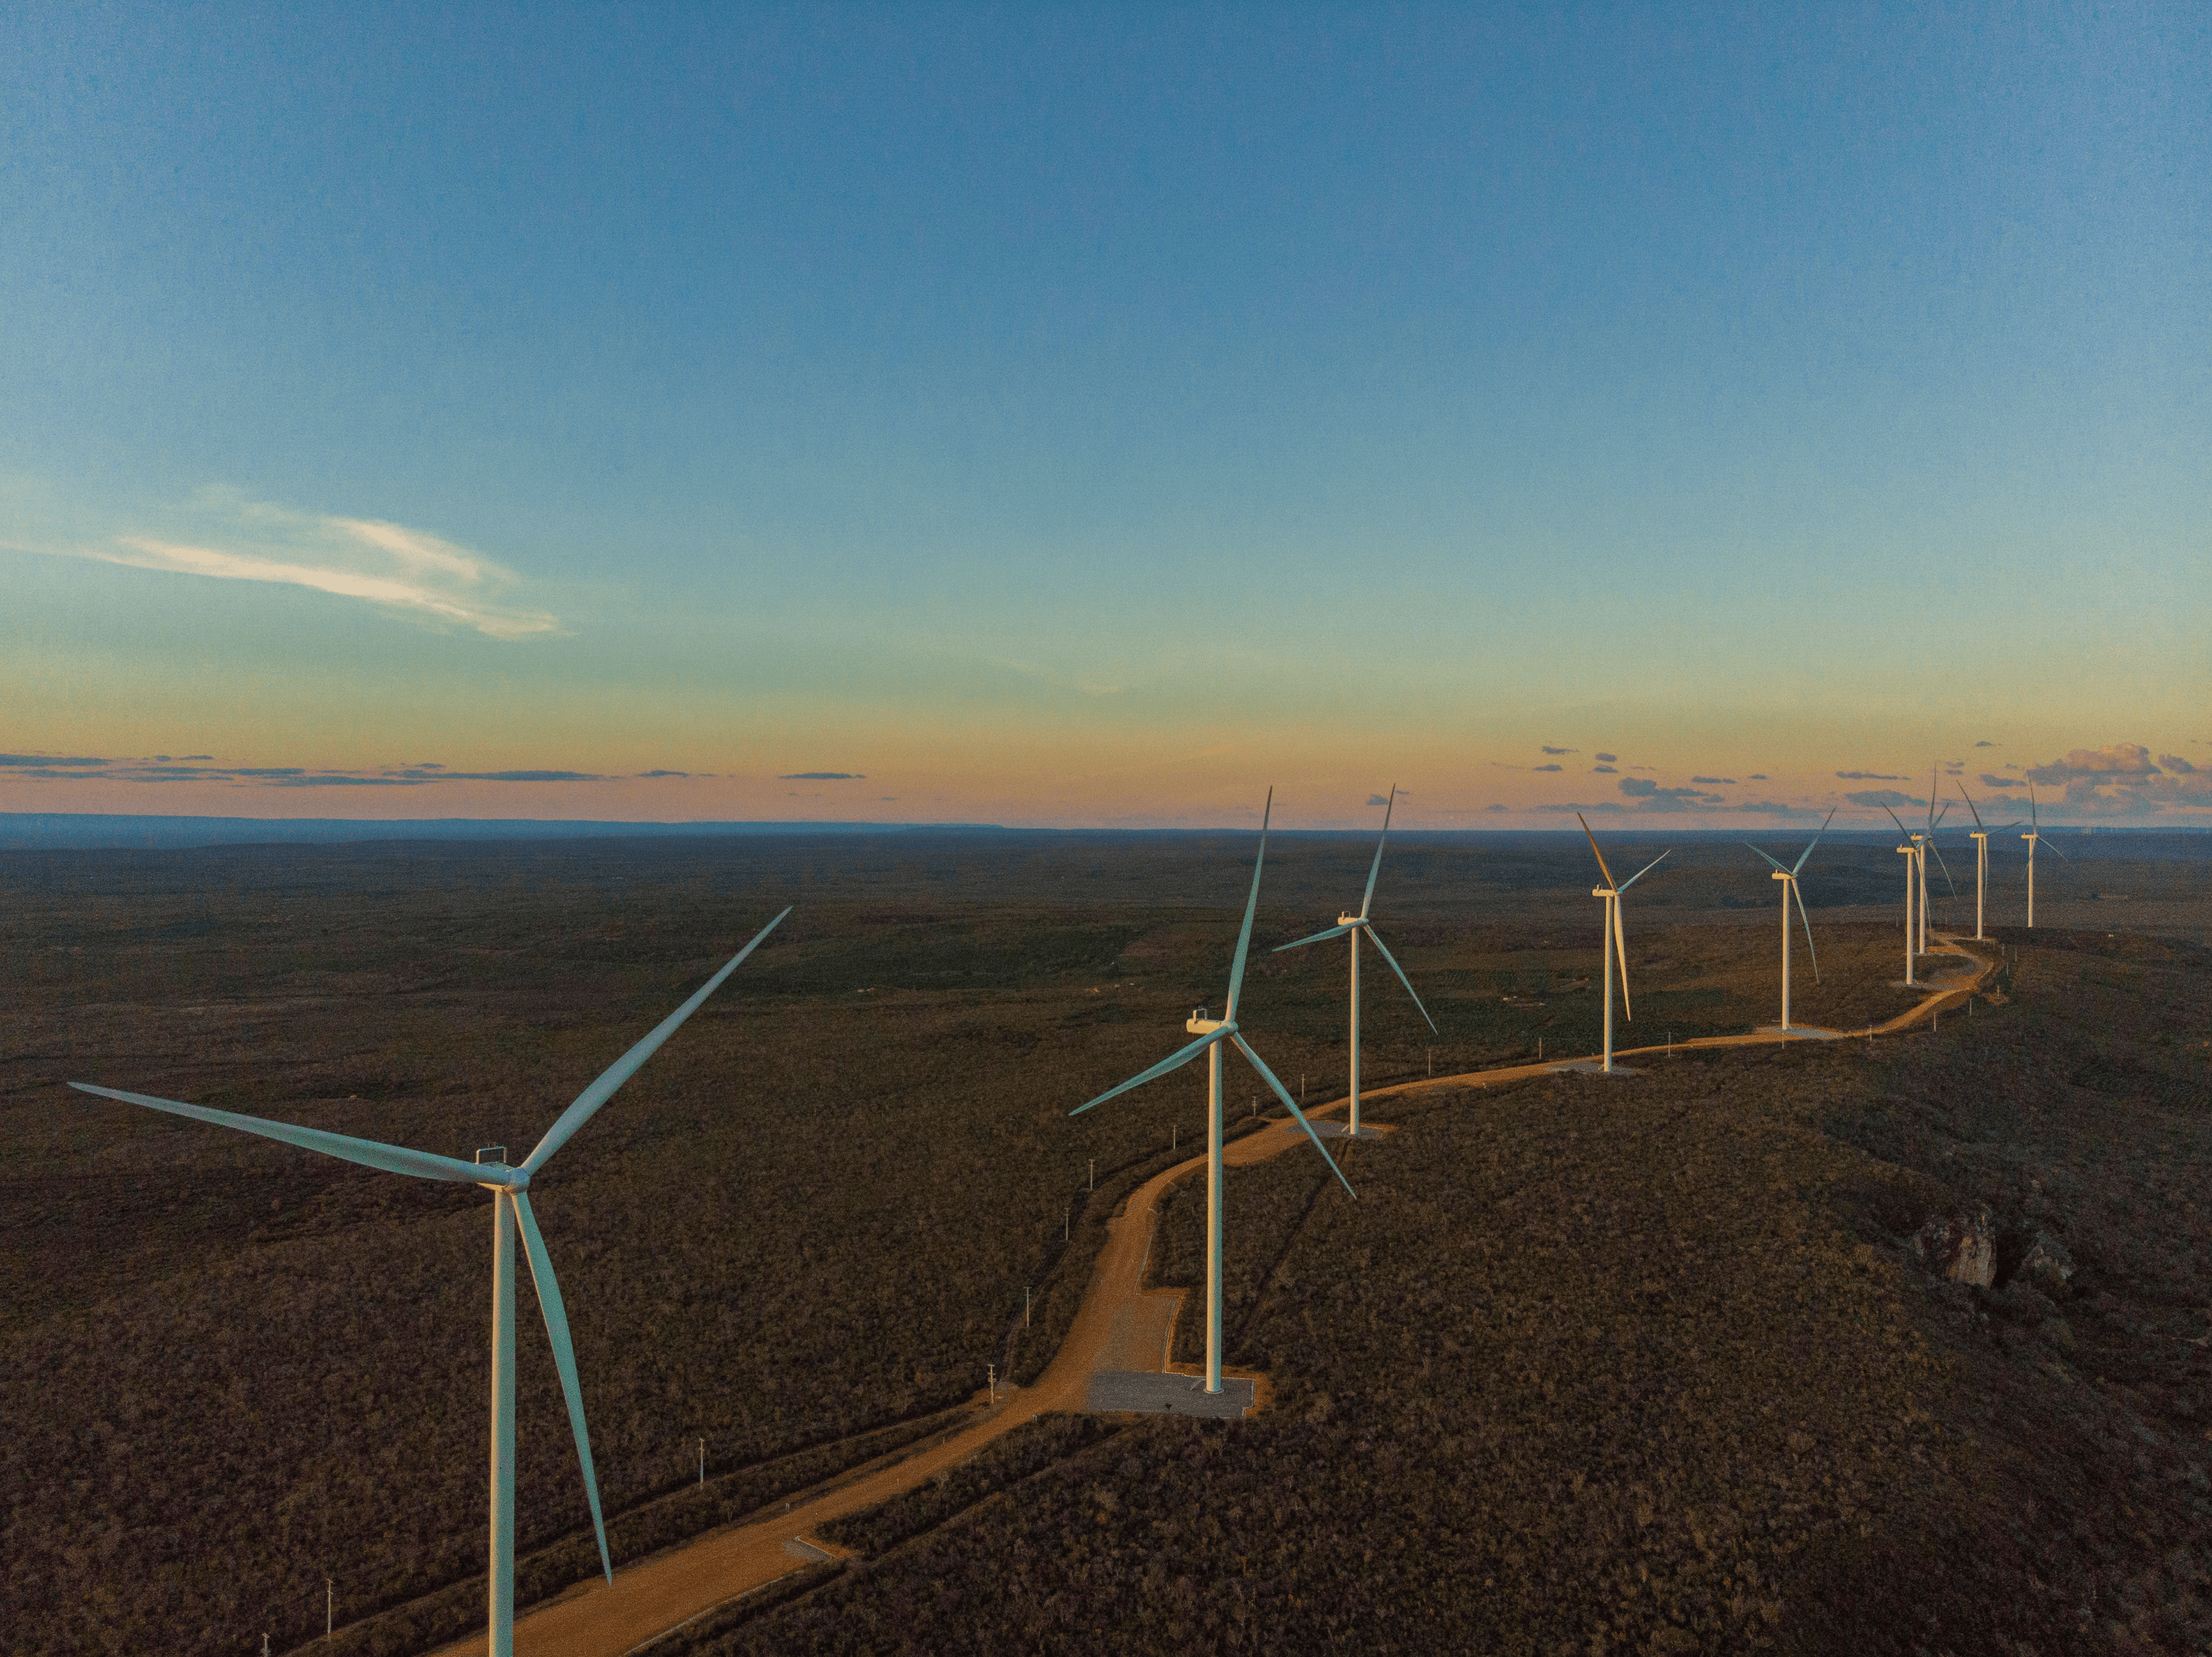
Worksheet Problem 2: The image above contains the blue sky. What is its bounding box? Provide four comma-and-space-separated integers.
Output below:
3, 3, 2204, 826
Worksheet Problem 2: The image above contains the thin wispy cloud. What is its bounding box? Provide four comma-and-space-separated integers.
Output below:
55, 492, 561, 639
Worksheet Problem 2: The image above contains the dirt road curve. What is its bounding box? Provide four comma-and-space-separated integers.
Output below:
430, 938, 1993, 1657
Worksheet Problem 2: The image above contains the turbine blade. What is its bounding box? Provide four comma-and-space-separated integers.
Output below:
2029, 783, 2040, 828
1933, 800, 1952, 830
1743, 843, 1791, 876
1070, 1028, 1224, 1116
1359, 787, 1395, 919
68, 1084, 487, 1182
1612, 899, 1633, 1022
1223, 790, 1272, 1022
1617, 849, 1671, 892
1272, 922, 1357, 953
523, 908, 790, 1174
1793, 880, 1820, 983
1576, 812, 1618, 889
1926, 767, 1939, 829
1955, 782, 1983, 830
512, 1192, 611, 1585
1928, 841, 1958, 895
1360, 925, 1437, 1033
1790, 806, 1838, 877
1881, 803, 1910, 838
1231, 1034, 1354, 1199
2044, 835, 2071, 863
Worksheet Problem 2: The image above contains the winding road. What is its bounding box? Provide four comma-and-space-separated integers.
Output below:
428, 936, 1995, 1657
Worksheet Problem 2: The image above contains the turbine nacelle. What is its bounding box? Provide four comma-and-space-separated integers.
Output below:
1185, 1015, 1231, 1036
474, 1146, 529, 1191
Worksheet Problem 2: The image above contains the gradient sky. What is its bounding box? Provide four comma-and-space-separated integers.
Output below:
3, 3, 2205, 828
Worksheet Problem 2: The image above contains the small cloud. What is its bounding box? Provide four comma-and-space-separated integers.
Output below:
1532, 763, 1563, 773
0, 753, 108, 767
1690, 776, 1737, 786
1979, 774, 2020, 788
2159, 753, 2197, 774
1590, 765, 1617, 774
637, 769, 689, 778
1618, 777, 1715, 812
1594, 753, 1617, 763
1846, 788, 1917, 808
1974, 740, 1995, 747
1748, 773, 1768, 780
1485, 803, 1508, 813
780, 772, 866, 780
88, 503, 560, 639
2026, 743, 2160, 784
1541, 745, 1577, 756
1366, 794, 1391, 806
1837, 771, 1903, 781
879, 796, 896, 801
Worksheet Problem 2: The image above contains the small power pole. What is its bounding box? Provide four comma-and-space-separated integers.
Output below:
1063, 1206, 1069, 1241
988, 1363, 997, 1403
326, 1577, 334, 1639
1024, 1284, 1030, 1325
698, 1437, 705, 1486
1088, 1158, 1094, 1193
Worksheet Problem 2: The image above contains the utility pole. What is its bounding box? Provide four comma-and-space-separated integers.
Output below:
698, 1437, 705, 1486
1088, 1158, 1094, 1193
1024, 1285, 1030, 1325
327, 1578, 334, 1640
1063, 1206, 1069, 1241
988, 1363, 997, 1404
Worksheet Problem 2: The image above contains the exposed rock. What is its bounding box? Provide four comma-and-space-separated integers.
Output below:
1913, 1207, 1996, 1288
2022, 1231, 2075, 1296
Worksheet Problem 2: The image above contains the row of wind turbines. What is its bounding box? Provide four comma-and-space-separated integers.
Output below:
64, 774, 2076, 1654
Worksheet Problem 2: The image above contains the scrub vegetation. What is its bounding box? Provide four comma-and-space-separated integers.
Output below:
2, 831, 2204, 1654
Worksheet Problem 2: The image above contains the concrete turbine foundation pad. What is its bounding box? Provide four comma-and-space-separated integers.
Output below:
1554, 1060, 1639, 1076
1752, 1026, 1844, 1040
1310, 1120, 1386, 1138
1085, 1371, 1255, 1418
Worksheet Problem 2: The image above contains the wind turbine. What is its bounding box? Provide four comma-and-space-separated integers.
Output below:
69, 909, 791, 1657
1573, 814, 1668, 1074
1072, 792, 1352, 1395
1271, 787, 1436, 1137
1745, 808, 1835, 1034
2022, 782, 2067, 927
1880, 804, 1921, 984
1954, 784, 2017, 943
1917, 768, 1957, 953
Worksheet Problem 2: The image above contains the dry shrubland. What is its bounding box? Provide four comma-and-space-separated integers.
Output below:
3, 831, 2205, 1654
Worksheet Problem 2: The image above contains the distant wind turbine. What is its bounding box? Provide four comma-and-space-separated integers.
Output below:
70, 909, 791, 1657
1745, 808, 1835, 1034
1271, 787, 1436, 1137
1954, 784, 2017, 942
1574, 814, 1669, 1074
2022, 782, 2067, 927
1917, 767, 1957, 953
1882, 804, 1920, 985
1072, 792, 1352, 1396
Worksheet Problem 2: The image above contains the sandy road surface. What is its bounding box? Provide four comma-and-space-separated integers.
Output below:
428, 939, 1993, 1656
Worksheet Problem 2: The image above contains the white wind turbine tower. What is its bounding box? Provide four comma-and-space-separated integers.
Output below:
1745, 808, 1835, 1034
1573, 814, 1669, 1074
70, 909, 790, 1657
1270, 787, 1436, 1137
1072, 792, 1352, 1396
2022, 782, 2068, 927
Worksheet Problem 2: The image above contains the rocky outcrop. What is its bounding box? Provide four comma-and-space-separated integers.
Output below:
2021, 1230, 2075, 1296
1913, 1207, 1996, 1288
